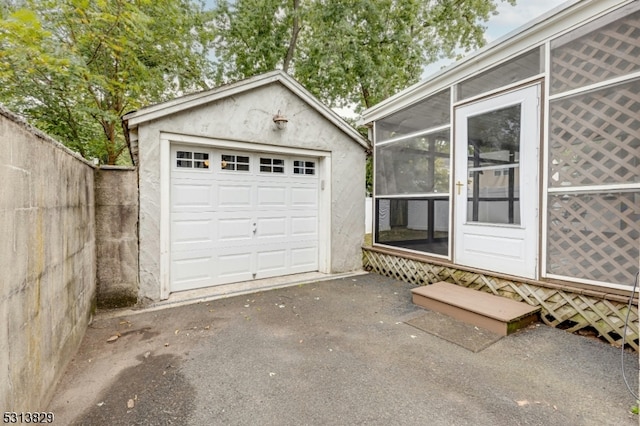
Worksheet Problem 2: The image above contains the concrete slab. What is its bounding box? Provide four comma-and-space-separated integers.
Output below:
48, 273, 638, 425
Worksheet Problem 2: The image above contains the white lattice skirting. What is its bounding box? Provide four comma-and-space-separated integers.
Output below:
363, 247, 639, 351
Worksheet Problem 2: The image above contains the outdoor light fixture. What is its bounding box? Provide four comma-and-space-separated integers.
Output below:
272, 110, 288, 130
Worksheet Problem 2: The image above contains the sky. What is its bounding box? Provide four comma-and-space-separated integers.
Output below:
485, 0, 563, 42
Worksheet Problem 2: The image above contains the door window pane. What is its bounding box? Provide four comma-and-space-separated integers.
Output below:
466, 105, 521, 224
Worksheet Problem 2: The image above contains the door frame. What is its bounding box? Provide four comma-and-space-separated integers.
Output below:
159, 132, 332, 299
453, 83, 541, 279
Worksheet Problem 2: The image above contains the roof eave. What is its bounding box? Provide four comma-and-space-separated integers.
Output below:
358, 0, 626, 126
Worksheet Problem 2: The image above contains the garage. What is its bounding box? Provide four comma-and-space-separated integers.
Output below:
123, 71, 369, 302
170, 146, 320, 292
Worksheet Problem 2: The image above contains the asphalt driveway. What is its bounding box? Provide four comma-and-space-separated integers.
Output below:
49, 273, 638, 425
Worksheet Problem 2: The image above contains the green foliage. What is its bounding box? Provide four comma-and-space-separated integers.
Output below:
211, 0, 515, 112
1, 0, 516, 165
0, 0, 215, 164
212, 0, 294, 81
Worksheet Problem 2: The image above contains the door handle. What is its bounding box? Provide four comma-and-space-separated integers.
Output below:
456, 180, 474, 195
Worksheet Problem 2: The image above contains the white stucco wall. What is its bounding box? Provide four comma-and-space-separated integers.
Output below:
134, 82, 367, 302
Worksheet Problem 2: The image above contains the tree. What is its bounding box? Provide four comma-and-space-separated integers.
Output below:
211, 0, 515, 111
0, 0, 215, 164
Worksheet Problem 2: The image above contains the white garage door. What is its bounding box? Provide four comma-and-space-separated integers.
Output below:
170, 145, 320, 292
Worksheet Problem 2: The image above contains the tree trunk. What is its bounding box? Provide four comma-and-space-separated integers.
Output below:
283, 0, 301, 73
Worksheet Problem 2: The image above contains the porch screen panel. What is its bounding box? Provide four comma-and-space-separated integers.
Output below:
373, 89, 451, 256
376, 130, 450, 195
375, 89, 450, 143
376, 198, 449, 256
550, 4, 640, 96
547, 192, 639, 285
548, 8, 640, 288
549, 80, 640, 188
457, 48, 542, 101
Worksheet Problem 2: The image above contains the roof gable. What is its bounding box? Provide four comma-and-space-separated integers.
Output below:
123, 70, 369, 151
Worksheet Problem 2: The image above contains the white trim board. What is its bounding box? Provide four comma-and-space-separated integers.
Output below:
359, 0, 632, 125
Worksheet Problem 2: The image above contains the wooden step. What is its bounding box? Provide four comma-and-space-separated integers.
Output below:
411, 282, 540, 336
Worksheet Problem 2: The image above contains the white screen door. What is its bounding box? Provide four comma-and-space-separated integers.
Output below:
454, 84, 540, 279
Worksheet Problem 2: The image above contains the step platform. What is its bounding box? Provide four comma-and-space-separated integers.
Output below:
411, 282, 540, 336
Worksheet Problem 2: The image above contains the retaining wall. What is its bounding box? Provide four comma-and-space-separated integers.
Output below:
0, 108, 96, 411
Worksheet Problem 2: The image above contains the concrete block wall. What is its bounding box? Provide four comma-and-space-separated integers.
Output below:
0, 107, 96, 411
95, 167, 139, 308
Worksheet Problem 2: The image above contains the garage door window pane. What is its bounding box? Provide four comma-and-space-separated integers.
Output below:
193, 152, 209, 169
237, 156, 250, 171
294, 160, 315, 175
260, 158, 285, 173
222, 154, 250, 171
177, 151, 193, 168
